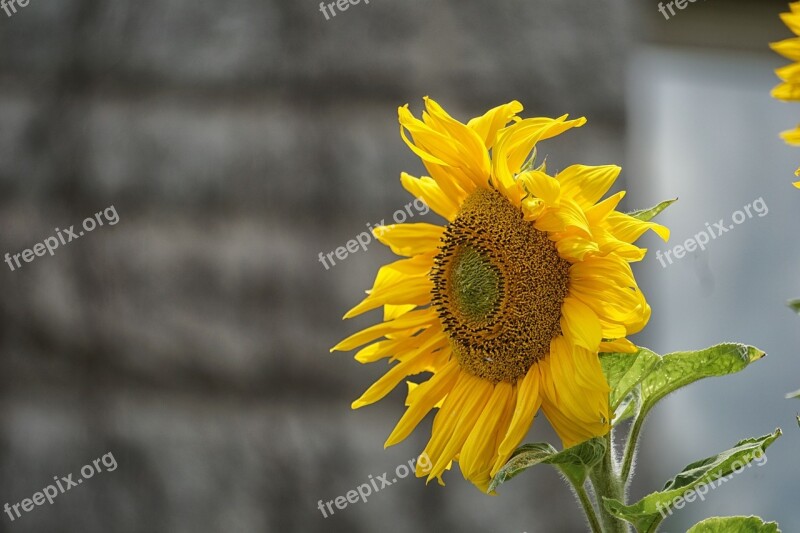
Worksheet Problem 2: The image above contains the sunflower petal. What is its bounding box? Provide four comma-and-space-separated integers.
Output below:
374, 223, 444, 257
385, 359, 461, 447
467, 100, 523, 149
400, 172, 459, 221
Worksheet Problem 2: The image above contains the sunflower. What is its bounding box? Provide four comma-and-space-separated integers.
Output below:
770, 0, 800, 186
332, 98, 669, 492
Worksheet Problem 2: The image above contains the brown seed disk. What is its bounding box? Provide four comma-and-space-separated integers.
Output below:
430, 187, 571, 383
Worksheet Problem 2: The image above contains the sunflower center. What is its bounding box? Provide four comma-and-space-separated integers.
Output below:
449, 245, 502, 324
431, 188, 571, 384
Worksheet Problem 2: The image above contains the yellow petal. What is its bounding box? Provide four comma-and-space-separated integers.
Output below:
772, 81, 800, 101
781, 11, 800, 36
400, 172, 459, 221
420, 371, 485, 482
385, 359, 461, 447
352, 350, 440, 409
423, 97, 492, 179
332, 308, 437, 352
585, 191, 626, 224
553, 233, 600, 262
539, 339, 610, 448
556, 164, 621, 209
517, 169, 561, 206
344, 254, 433, 318
775, 62, 800, 83
497, 366, 542, 456
560, 296, 602, 351
599, 338, 638, 353
771, 37, 800, 62
466, 100, 524, 149
491, 115, 587, 204
429, 377, 493, 478
344, 275, 431, 318
383, 304, 417, 321
399, 100, 490, 190
460, 381, 515, 483
354, 333, 429, 364
374, 222, 444, 257
495, 116, 587, 178
604, 211, 670, 243
780, 126, 800, 145
535, 198, 592, 237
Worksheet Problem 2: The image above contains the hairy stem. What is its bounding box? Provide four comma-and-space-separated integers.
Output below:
589, 432, 628, 533
621, 414, 645, 486
574, 484, 603, 533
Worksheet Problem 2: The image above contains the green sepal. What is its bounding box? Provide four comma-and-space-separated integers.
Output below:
627, 198, 677, 221
488, 437, 606, 493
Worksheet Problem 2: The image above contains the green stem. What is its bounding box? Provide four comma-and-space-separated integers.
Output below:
589, 432, 628, 533
621, 414, 645, 486
644, 517, 664, 533
575, 484, 603, 533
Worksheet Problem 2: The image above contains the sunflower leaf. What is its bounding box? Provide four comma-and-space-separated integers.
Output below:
600, 348, 660, 414
638, 344, 766, 421
788, 299, 800, 314
488, 437, 606, 493
604, 429, 781, 533
686, 516, 781, 533
627, 198, 677, 222
612, 388, 640, 425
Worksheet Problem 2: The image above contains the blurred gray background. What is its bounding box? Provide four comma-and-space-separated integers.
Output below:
0, 0, 797, 532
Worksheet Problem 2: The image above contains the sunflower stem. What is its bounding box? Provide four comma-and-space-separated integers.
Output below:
574, 483, 603, 533
589, 431, 628, 533
620, 414, 645, 486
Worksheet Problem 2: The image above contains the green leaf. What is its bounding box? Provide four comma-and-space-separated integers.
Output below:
600, 348, 660, 413
687, 516, 781, 533
627, 198, 677, 221
638, 343, 765, 422
605, 429, 782, 533
612, 387, 640, 425
786, 389, 800, 399
489, 437, 606, 493
602, 344, 765, 429
788, 299, 800, 314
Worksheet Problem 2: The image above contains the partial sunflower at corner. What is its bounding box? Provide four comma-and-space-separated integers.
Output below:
770, 0, 800, 187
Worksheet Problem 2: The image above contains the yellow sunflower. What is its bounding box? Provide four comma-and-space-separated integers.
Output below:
771, 0, 800, 186
332, 97, 669, 492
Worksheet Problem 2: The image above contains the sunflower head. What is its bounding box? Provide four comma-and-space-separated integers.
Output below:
332, 97, 669, 492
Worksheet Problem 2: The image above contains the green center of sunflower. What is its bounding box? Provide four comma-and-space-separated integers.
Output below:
431, 187, 571, 384
449, 245, 502, 324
